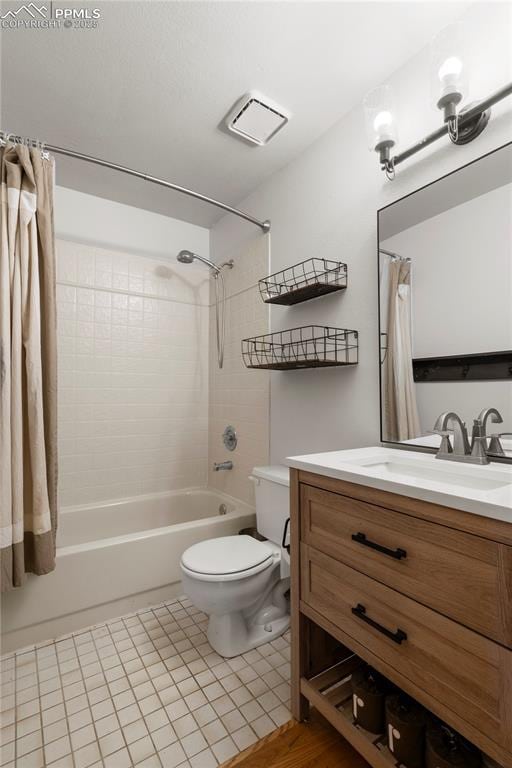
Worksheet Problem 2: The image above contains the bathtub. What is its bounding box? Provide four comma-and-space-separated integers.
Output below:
1, 489, 255, 653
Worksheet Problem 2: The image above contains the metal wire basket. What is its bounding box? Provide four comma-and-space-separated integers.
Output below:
259, 258, 348, 305
242, 326, 358, 370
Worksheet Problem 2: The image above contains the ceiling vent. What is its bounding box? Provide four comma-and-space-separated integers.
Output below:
225, 92, 290, 146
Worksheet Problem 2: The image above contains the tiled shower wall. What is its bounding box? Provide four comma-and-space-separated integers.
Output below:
56, 239, 209, 507
208, 235, 270, 505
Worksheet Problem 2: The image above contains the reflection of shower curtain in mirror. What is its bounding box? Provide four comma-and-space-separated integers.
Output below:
384, 259, 420, 441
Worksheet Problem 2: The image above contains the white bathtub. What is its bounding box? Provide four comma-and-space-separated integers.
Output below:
1, 489, 255, 653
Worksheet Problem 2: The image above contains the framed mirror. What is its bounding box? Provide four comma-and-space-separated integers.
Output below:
378, 142, 512, 461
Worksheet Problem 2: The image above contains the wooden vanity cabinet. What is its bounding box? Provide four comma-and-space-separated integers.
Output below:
290, 468, 512, 768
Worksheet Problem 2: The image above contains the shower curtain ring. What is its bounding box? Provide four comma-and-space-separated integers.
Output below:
385, 157, 395, 181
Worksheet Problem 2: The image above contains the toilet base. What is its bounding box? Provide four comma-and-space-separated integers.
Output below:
205, 579, 290, 658
207, 608, 290, 658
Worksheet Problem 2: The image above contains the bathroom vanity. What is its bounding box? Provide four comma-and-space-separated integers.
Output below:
287, 448, 512, 768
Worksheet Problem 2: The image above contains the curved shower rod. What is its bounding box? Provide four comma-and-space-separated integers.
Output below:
0, 133, 271, 233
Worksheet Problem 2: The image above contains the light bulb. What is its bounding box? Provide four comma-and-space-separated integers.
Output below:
372, 110, 395, 146
363, 84, 397, 154
438, 56, 463, 84
430, 23, 467, 112
373, 111, 393, 133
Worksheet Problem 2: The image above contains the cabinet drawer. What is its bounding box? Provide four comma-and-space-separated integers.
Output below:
301, 544, 511, 752
301, 484, 512, 646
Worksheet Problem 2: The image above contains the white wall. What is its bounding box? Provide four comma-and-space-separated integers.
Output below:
55, 188, 211, 506
211, 1, 512, 463
55, 186, 209, 260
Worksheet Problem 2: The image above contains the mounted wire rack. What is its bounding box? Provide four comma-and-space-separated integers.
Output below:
259, 258, 348, 305
242, 326, 358, 370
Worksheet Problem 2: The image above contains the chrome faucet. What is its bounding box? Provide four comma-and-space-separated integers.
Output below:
432, 411, 489, 465
213, 461, 233, 471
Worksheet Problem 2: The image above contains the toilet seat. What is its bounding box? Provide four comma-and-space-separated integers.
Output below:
180, 535, 277, 583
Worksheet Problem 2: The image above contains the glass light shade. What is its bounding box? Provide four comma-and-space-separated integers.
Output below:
363, 84, 398, 152
430, 23, 468, 110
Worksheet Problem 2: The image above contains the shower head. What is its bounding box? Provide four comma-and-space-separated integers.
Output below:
177, 249, 196, 264
177, 250, 220, 274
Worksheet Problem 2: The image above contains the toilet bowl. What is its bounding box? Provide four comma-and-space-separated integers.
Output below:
180, 465, 290, 658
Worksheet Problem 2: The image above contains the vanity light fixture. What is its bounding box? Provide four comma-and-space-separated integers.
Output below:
365, 23, 512, 180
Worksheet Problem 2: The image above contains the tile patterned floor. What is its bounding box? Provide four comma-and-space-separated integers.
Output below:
0, 596, 291, 768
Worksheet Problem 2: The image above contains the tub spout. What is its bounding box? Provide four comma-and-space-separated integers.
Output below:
213, 461, 233, 471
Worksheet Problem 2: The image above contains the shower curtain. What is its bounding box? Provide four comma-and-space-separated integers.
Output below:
0, 143, 58, 591
384, 257, 420, 442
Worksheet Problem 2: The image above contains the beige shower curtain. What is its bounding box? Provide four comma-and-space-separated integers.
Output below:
0, 143, 58, 591
384, 258, 420, 442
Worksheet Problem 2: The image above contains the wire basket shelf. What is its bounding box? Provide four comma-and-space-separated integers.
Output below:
259, 258, 348, 305
242, 326, 358, 370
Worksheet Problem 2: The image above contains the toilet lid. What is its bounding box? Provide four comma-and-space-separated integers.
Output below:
181, 535, 273, 576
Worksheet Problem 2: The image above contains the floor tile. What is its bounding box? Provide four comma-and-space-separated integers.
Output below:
201, 718, 228, 746
211, 735, 238, 763
189, 747, 218, 768
73, 740, 101, 768
231, 724, 258, 751
151, 723, 177, 751
128, 734, 155, 763
252, 713, 276, 738
159, 740, 187, 768
181, 729, 207, 758
70, 724, 96, 750
122, 717, 149, 744
99, 728, 125, 757
173, 713, 197, 739
2, 596, 290, 768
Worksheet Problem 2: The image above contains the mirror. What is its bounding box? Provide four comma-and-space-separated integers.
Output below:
378, 142, 512, 460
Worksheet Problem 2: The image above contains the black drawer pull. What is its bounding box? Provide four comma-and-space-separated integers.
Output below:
351, 532, 407, 560
352, 603, 407, 644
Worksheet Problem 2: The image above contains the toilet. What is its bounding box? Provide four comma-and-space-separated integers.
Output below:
180, 465, 290, 658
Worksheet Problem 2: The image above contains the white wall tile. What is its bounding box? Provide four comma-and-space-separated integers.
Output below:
208, 236, 270, 505
56, 240, 209, 507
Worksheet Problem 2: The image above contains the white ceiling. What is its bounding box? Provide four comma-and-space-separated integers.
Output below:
1, 0, 469, 229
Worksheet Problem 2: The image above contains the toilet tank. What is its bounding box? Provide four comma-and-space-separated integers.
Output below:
251, 465, 290, 545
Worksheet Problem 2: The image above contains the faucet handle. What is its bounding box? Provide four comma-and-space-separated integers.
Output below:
488, 433, 512, 456
428, 429, 452, 454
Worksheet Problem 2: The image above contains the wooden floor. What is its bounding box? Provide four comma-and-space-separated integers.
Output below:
222, 712, 370, 768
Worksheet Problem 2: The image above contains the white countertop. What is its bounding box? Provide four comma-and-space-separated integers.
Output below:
286, 446, 512, 524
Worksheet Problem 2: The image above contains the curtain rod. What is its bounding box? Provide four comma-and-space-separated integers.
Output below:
0, 133, 271, 233
379, 247, 410, 261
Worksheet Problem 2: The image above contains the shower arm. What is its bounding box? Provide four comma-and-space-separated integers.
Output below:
0, 133, 271, 234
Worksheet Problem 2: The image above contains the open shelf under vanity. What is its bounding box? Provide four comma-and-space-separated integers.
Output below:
301, 656, 401, 768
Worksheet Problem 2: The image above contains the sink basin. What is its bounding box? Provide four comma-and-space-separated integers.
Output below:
286, 446, 512, 523
355, 458, 511, 492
